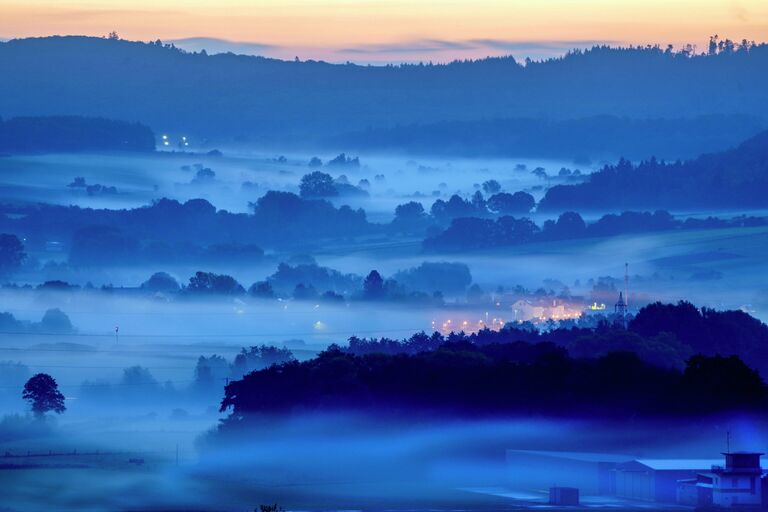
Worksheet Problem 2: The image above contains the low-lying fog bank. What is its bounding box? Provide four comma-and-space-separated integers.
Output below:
0, 150, 586, 219
2, 412, 766, 511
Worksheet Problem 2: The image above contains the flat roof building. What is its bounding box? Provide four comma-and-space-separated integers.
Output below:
711, 452, 763, 508
614, 459, 722, 503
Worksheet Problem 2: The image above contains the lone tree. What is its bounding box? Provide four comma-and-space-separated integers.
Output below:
23, 373, 66, 417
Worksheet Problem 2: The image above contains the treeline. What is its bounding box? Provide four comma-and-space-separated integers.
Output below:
193, 346, 296, 397
0, 193, 372, 263
539, 129, 768, 210
342, 301, 768, 373
1, 197, 765, 271
2, 37, 768, 142
0, 344, 296, 410
334, 115, 766, 161
262, 260, 472, 299
0, 116, 155, 153
141, 262, 469, 302
219, 346, 765, 419
0, 308, 75, 334
424, 209, 767, 251
219, 301, 768, 419
4, 260, 474, 303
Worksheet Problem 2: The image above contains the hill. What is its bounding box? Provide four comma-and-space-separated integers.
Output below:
0, 116, 155, 153
219, 301, 768, 419
538, 129, 768, 211
332, 115, 767, 161
1, 36, 768, 146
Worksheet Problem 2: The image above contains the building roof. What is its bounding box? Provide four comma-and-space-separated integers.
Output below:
628, 459, 723, 471
506, 449, 633, 463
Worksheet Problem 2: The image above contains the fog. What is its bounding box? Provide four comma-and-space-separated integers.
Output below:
2, 146, 768, 511
3, 409, 768, 510
0, 149, 591, 220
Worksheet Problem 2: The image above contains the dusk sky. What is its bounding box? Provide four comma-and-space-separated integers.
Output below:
2, 0, 768, 62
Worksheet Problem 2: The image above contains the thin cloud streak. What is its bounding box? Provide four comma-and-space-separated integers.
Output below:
169, 37, 276, 55
341, 38, 620, 55
167, 36, 623, 63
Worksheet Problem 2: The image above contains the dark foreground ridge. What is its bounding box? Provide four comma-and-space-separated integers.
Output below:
219, 301, 768, 421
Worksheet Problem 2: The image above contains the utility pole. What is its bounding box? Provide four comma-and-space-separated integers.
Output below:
115, 325, 119, 344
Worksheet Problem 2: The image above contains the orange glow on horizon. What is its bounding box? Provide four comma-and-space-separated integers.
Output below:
2, 1, 767, 62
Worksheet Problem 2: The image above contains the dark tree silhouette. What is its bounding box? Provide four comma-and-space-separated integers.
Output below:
394, 201, 426, 222
39, 308, 74, 334
0, 116, 154, 153
299, 171, 337, 198
293, 283, 318, 300
482, 179, 501, 194
141, 272, 181, 292
257, 505, 285, 512
219, 340, 767, 419
249, 281, 275, 298
326, 153, 360, 169
187, 271, 245, 295
538, 130, 768, 210
363, 270, 385, 299
233, 345, 295, 378
487, 191, 535, 214
0, 233, 25, 276
22, 373, 66, 417
542, 211, 587, 239
5, 37, 768, 150
69, 225, 140, 266
392, 262, 471, 294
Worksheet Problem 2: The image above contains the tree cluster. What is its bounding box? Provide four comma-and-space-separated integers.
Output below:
539, 130, 768, 210
0, 116, 155, 153
423, 209, 764, 251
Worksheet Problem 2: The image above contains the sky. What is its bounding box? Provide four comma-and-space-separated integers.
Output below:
1, 0, 767, 63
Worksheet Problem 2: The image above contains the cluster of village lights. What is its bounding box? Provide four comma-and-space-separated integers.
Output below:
160, 134, 190, 148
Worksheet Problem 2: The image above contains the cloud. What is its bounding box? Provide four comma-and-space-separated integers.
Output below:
338, 38, 620, 59
340, 39, 479, 54
165, 36, 621, 64
168, 37, 276, 56
470, 38, 619, 52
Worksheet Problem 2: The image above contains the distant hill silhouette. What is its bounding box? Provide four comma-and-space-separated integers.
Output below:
1, 36, 767, 146
333, 115, 767, 161
538, 129, 768, 210
0, 116, 155, 153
